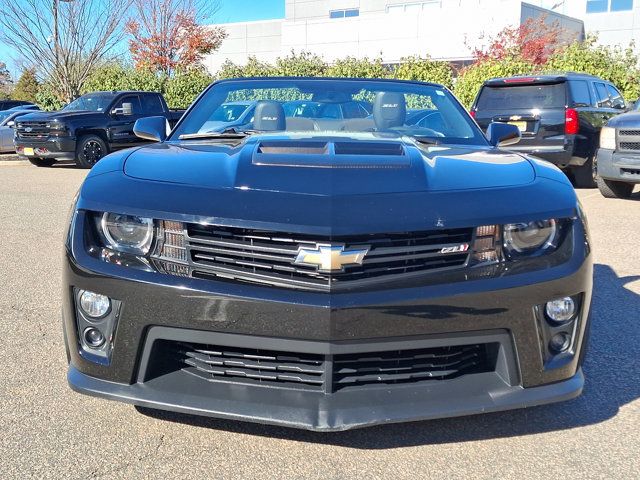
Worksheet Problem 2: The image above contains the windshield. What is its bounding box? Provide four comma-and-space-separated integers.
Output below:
0, 111, 13, 124
477, 83, 566, 110
170, 78, 486, 145
209, 103, 252, 122
62, 93, 115, 112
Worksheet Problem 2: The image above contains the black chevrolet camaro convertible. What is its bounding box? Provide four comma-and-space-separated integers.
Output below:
63, 77, 592, 431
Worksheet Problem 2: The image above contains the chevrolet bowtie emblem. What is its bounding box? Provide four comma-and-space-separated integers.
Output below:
294, 244, 370, 273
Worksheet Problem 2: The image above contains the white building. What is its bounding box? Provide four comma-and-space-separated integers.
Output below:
203, 0, 585, 72
528, 0, 639, 49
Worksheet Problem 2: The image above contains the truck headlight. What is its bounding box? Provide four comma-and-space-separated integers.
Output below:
503, 219, 558, 257
100, 212, 154, 255
600, 126, 616, 150
48, 121, 69, 136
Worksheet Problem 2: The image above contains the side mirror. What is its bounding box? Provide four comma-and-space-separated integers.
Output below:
486, 122, 521, 147
111, 102, 134, 116
133, 116, 167, 142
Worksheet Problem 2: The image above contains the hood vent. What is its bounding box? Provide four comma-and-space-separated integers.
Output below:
253, 140, 409, 169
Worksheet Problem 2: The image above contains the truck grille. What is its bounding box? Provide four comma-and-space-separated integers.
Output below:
16, 121, 50, 139
167, 341, 497, 392
618, 129, 640, 152
153, 223, 473, 291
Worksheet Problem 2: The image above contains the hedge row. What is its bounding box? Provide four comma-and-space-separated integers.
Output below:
456, 37, 640, 107
34, 39, 640, 111
35, 53, 453, 110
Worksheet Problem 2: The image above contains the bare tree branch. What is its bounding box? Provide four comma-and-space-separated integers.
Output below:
0, 0, 133, 102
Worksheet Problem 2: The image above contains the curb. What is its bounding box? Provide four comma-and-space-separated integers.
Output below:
0, 159, 29, 166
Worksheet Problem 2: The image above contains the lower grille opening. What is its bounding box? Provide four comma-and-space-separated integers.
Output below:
147, 340, 499, 392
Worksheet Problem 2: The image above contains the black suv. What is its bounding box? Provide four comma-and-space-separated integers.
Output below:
471, 73, 628, 187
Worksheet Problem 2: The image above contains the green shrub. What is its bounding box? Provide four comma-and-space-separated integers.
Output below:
274, 51, 327, 77
34, 82, 65, 111
394, 56, 453, 89
164, 68, 213, 109
327, 56, 390, 79
217, 56, 275, 79
545, 37, 640, 101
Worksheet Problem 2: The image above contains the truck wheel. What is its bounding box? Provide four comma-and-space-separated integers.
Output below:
572, 157, 596, 189
28, 158, 56, 167
597, 177, 634, 199
76, 134, 108, 168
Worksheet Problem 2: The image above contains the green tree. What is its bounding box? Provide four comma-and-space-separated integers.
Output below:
11, 68, 40, 103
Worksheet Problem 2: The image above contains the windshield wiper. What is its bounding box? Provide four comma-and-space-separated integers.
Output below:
178, 127, 262, 140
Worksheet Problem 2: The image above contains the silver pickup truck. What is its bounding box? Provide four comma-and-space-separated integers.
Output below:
597, 105, 640, 198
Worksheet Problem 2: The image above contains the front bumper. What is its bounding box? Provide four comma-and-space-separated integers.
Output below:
16, 137, 76, 161
597, 148, 640, 184
64, 213, 592, 431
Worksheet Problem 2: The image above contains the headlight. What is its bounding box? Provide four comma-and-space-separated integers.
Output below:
48, 121, 69, 136
503, 219, 558, 256
100, 212, 154, 254
600, 126, 616, 150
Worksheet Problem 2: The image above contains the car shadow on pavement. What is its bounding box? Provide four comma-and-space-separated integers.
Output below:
137, 264, 640, 449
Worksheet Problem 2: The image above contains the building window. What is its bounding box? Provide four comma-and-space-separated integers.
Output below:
386, 1, 442, 14
610, 0, 633, 10
586, 0, 633, 13
329, 8, 359, 18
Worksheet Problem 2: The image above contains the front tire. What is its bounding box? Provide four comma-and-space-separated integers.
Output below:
75, 134, 108, 168
597, 177, 634, 199
572, 157, 597, 189
28, 158, 56, 167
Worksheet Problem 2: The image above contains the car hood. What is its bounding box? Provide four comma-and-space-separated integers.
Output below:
122, 133, 536, 196
607, 111, 640, 128
16, 110, 103, 122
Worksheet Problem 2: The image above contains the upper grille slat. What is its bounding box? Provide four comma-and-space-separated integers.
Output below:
170, 224, 474, 291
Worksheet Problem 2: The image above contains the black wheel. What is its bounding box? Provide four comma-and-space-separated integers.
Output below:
76, 134, 108, 168
597, 177, 634, 199
572, 157, 597, 189
28, 157, 56, 167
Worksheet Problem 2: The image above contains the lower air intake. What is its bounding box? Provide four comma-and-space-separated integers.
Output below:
158, 341, 498, 393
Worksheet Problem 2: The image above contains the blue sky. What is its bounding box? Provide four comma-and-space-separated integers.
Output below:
0, 0, 285, 78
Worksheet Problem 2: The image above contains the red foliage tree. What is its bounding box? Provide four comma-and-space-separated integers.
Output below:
472, 16, 568, 66
126, 0, 227, 76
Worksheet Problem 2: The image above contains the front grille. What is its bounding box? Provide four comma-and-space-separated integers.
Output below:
168, 341, 497, 392
158, 224, 473, 291
619, 142, 640, 151
16, 121, 50, 139
618, 129, 640, 152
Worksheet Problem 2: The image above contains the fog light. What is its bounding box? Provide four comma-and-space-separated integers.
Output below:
549, 332, 571, 353
545, 297, 576, 324
79, 290, 111, 319
83, 327, 105, 348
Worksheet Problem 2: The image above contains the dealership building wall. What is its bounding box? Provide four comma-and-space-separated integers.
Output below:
202, 0, 585, 72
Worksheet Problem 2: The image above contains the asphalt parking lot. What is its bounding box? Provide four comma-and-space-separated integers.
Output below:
0, 162, 638, 479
